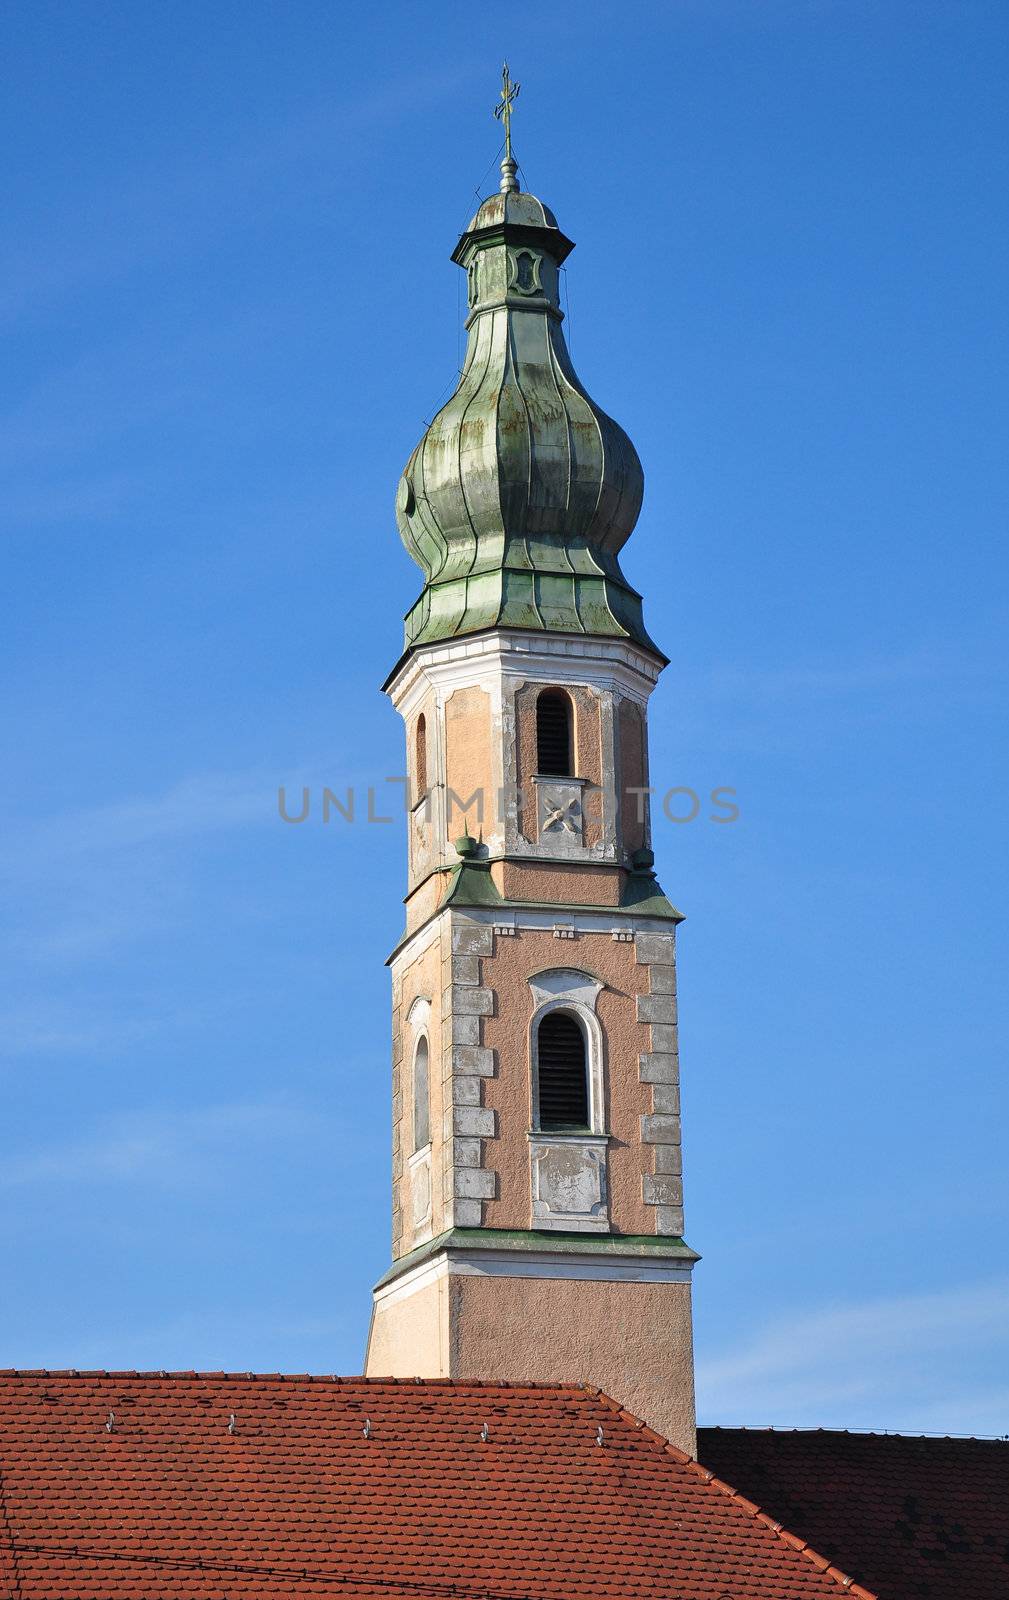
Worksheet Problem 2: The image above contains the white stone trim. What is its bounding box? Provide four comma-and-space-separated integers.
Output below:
392, 904, 679, 970
391, 914, 442, 973
387, 629, 662, 719
372, 1246, 695, 1310
528, 969, 604, 1010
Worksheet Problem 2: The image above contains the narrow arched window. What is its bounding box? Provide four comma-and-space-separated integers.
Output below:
415, 714, 428, 800
536, 689, 573, 777
536, 1011, 589, 1131
413, 1036, 430, 1150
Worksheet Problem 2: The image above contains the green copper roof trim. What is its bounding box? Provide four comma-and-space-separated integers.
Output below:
375, 1226, 700, 1289
403, 561, 662, 660
387, 878, 683, 965
619, 854, 681, 920
440, 855, 503, 909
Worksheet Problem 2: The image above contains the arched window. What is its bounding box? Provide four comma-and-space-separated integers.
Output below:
536, 689, 573, 777
415, 714, 428, 800
536, 1010, 589, 1131
412, 1036, 430, 1150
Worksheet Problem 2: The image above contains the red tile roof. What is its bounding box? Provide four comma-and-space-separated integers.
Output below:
0, 1371, 874, 1600
698, 1426, 1009, 1600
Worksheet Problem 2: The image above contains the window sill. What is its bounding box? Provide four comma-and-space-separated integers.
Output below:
528, 1129, 609, 1144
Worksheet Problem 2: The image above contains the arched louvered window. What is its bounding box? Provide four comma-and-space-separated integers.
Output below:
536, 689, 573, 777
415, 715, 428, 800
413, 1036, 430, 1150
536, 1010, 589, 1131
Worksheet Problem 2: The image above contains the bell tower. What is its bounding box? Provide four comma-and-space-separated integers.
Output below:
364, 115, 698, 1454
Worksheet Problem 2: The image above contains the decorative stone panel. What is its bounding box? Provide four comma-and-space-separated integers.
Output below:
529, 1134, 609, 1231
409, 1149, 432, 1230
535, 777, 585, 850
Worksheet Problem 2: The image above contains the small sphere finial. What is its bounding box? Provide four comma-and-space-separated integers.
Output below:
499, 155, 519, 195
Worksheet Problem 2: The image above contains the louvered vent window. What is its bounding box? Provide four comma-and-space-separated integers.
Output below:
536, 690, 573, 777
537, 1011, 589, 1130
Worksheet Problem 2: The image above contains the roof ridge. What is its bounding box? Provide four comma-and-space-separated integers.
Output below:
0, 1369, 591, 1390
700, 1423, 1009, 1443
584, 1387, 880, 1600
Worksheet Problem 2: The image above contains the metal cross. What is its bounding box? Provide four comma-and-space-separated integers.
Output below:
493, 62, 520, 160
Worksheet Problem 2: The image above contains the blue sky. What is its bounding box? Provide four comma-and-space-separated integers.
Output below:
3, 0, 1007, 1433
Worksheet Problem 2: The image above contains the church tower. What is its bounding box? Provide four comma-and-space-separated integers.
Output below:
365, 102, 698, 1454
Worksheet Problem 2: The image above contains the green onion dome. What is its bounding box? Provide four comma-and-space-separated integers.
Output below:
394, 159, 661, 659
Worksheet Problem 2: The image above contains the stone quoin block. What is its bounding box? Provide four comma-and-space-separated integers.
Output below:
650, 1084, 680, 1115
654, 1142, 682, 1173
655, 1204, 684, 1236
637, 993, 676, 1025
452, 1197, 483, 1228
451, 1045, 495, 1077
635, 933, 675, 966
454, 1138, 483, 1169
451, 923, 495, 957
452, 1015, 481, 1046
453, 986, 494, 1017
454, 1167, 495, 1201
451, 954, 481, 986
649, 1024, 677, 1053
450, 1075, 482, 1107
641, 1113, 679, 1145
451, 1106, 496, 1138
648, 965, 676, 994
639, 1052, 678, 1084
643, 1173, 682, 1207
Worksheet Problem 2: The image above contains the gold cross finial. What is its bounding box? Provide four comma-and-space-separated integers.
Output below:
493, 61, 520, 162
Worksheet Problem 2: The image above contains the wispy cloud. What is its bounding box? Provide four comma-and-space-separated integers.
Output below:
696, 1280, 1009, 1436
0, 769, 292, 970
0, 1099, 319, 1190
0, 762, 384, 1055
6, 770, 277, 863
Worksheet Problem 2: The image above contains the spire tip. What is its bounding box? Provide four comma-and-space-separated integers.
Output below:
493, 63, 521, 191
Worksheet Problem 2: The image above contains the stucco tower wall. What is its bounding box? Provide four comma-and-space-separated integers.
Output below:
366, 1256, 696, 1457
